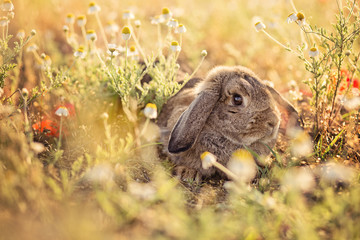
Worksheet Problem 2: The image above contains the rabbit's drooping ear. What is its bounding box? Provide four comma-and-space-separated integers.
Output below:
168, 90, 219, 154
266, 85, 303, 129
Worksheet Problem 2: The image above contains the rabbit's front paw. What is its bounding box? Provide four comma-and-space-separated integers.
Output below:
174, 166, 202, 182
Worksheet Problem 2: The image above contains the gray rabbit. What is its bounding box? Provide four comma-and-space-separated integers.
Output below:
157, 66, 301, 180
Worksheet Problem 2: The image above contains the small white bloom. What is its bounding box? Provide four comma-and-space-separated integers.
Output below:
30, 29, 36, 36
344, 96, 360, 110
74, 46, 86, 58
86, 29, 97, 41
16, 29, 25, 39
170, 41, 181, 52
161, 7, 172, 22
100, 112, 109, 120
167, 18, 179, 28
0, 17, 9, 27
30, 142, 45, 154
122, 10, 135, 20
175, 24, 186, 34
201, 151, 217, 170
254, 21, 266, 32
134, 20, 141, 28
88, 2, 101, 14
107, 43, 119, 57
128, 182, 156, 200
65, 13, 75, 24
320, 162, 355, 183
296, 12, 306, 26
63, 25, 69, 32
282, 167, 315, 192
121, 26, 131, 41
201, 50, 207, 57
143, 103, 157, 119
26, 43, 38, 52
85, 164, 114, 186
227, 149, 257, 182
105, 21, 119, 34
287, 12, 297, 23
1, 0, 14, 11
309, 47, 319, 58
151, 15, 163, 25
127, 45, 139, 58
21, 88, 29, 96
76, 15, 86, 27
289, 129, 313, 157
55, 106, 69, 117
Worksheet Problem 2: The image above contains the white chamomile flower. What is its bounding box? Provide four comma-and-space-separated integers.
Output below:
107, 43, 119, 57
55, 106, 69, 117
122, 10, 135, 20
63, 25, 69, 32
309, 47, 319, 58
167, 18, 179, 28
175, 24, 186, 34
0, 16, 8, 27
127, 45, 139, 57
151, 15, 163, 25
1, 0, 14, 11
254, 21, 266, 31
296, 12, 306, 26
74, 46, 86, 58
287, 12, 297, 23
121, 26, 131, 40
201, 151, 217, 170
16, 29, 25, 39
105, 21, 119, 34
26, 43, 38, 52
227, 149, 257, 182
76, 15, 86, 27
170, 41, 181, 52
143, 103, 157, 119
161, 7, 172, 22
86, 29, 97, 41
134, 20, 141, 28
66, 13, 75, 24
88, 2, 101, 14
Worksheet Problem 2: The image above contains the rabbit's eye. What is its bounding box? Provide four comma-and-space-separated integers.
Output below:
232, 94, 243, 105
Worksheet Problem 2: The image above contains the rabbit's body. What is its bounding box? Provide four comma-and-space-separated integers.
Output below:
158, 66, 299, 180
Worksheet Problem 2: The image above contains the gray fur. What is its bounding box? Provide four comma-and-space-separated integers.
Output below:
157, 66, 300, 180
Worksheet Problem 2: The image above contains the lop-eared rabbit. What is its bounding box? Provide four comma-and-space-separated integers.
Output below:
157, 66, 301, 181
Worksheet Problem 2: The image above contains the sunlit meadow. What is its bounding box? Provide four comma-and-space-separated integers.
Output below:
0, 0, 359, 239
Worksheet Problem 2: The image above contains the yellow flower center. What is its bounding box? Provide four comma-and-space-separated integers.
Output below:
178, 24, 184, 27
296, 12, 305, 21
67, 13, 74, 19
77, 46, 84, 53
310, 47, 318, 52
130, 46, 136, 52
171, 41, 179, 46
86, 29, 95, 34
162, 7, 170, 15
4, 0, 12, 3
122, 26, 131, 34
200, 151, 210, 160
124, 10, 130, 13
231, 149, 253, 162
89, 2, 96, 7
77, 15, 86, 20
145, 103, 157, 110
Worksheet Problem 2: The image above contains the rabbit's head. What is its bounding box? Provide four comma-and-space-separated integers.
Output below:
168, 66, 299, 157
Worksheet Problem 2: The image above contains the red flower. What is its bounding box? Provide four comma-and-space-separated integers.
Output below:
336, 69, 359, 95
32, 119, 59, 137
